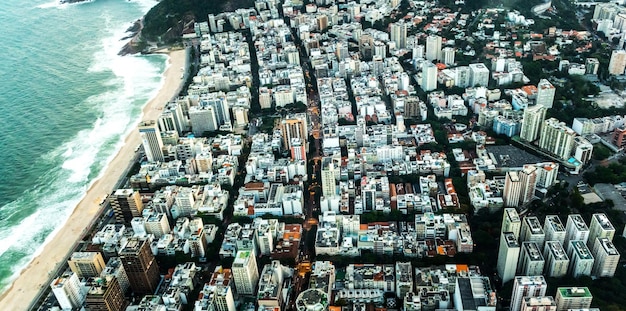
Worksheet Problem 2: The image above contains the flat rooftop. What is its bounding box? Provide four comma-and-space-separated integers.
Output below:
558, 287, 592, 298
485, 145, 545, 168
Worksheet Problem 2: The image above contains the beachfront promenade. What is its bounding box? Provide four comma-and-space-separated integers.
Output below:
0, 48, 188, 311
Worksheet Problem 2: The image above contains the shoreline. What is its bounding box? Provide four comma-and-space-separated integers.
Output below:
0, 48, 188, 310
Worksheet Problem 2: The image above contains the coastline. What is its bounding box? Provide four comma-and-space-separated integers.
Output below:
0, 48, 188, 310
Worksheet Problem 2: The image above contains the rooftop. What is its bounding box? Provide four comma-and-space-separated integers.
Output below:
558, 287, 592, 298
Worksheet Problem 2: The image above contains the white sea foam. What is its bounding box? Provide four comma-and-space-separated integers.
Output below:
36, 0, 95, 9
0, 0, 166, 291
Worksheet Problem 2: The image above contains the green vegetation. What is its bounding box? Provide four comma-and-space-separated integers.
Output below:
592, 144, 613, 161
142, 0, 254, 42
584, 158, 626, 185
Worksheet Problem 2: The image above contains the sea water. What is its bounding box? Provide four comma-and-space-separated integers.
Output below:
0, 0, 165, 291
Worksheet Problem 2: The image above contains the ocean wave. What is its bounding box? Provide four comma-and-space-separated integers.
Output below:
0, 0, 166, 292
36, 0, 95, 9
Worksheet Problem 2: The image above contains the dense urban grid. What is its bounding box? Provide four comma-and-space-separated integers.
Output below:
35, 0, 626, 310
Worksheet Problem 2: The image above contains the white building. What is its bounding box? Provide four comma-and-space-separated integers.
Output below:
567, 240, 594, 278
50, 272, 86, 310
565, 214, 589, 250
510, 275, 547, 311
497, 232, 521, 284
543, 241, 570, 278
591, 237, 620, 277
231, 250, 259, 295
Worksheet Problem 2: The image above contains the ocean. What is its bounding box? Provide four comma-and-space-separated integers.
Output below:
0, 0, 166, 291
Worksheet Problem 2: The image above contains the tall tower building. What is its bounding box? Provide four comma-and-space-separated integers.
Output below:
536, 79, 556, 109
232, 250, 259, 295
518, 242, 545, 276
425, 35, 442, 61
555, 287, 593, 311
502, 208, 522, 238
442, 47, 455, 66
68, 251, 106, 278
520, 105, 547, 142
534, 162, 559, 189
321, 157, 337, 197
390, 21, 408, 49
421, 62, 438, 92
503, 171, 522, 208
520, 297, 557, 311
544, 215, 566, 245
591, 237, 620, 277
469, 63, 490, 87
539, 118, 576, 160
139, 120, 165, 162
109, 189, 144, 224
119, 238, 160, 295
510, 275, 547, 311
521, 216, 546, 247
497, 232, 521, 284
587, 213, 615, 250
543, 241, 569, 278
50, 272, 86, 310
281, 113, 308, 152
201, 266, 236, 311
608, 49, 626, 75
565, 214, 589, 250
84, 276, 127, 311
189, 104, 219, 136
258, 261, 292, 310
567, 240, 594, 278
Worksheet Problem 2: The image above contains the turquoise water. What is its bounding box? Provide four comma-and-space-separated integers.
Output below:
0, 0, 166, 291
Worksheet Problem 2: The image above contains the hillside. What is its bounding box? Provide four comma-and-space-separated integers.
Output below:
141, 0, 254, 43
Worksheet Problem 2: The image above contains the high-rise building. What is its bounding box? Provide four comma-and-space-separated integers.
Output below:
139, 120, 165, 162
101, 257, 130, 294
84, 276, 127, 311
536, 79, 556, 109
109, 189, 144, 224
503, 171, 522, 208
520, 297, 557, 311
421, 62, 438, 92
469, 63, 490, 87
608, 49, 626, 75
565, 214, 589, 250
567, 240, 594, 278
232, 250, 259, 295
68, 251, 106, 279
591, 237, 620, 277
521, 216, 546, 247
119, 238, 160, 295
544, 215, 566, 245
543, 241, 570, 278
503, 166, 537, 207
203, 266, 237, 311
425, 35, 442, 61
257, 261, 292, 310
442, 47, 455, 66
189, 104, 219, 136
520, 105, 547, 142
497, 232, 521, 284
50, 272, 86, 310
502, 208, 522, 238
555, 287, 592, 311
281, 114, 308, 151
587, 213, 615, 250
322, 157, 338, 197
390, 21, 408, 49
510, 276, 547, 311
538, 118, 576, 160
518, 242, 545, 276
290, 138, 306, 161
534, 162, 559, 189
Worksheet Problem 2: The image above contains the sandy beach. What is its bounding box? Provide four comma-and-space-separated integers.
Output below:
0, 48, 188, 310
